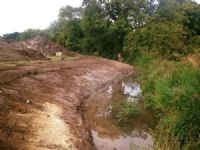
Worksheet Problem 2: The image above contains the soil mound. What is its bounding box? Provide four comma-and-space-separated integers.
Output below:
0, 39, 45, 62
0, 36, 75, 62
13, 36, 75, 57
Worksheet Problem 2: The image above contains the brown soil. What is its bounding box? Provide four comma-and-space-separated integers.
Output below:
0, 40, 45, 62
12, 36, 75, 57
0, 36, 75, 62
0, 56, 133, 150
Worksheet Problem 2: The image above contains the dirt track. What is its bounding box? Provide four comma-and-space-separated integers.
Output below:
0, 56, 133, 150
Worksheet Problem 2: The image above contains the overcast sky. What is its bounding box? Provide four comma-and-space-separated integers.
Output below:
0, 0, 199, 36
0, 0, 82, 35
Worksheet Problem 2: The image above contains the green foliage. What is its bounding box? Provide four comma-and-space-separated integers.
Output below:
123, 21, 190, 61
137, 57, 200, 149
2, 32, 20, 41
2, 29, 43, 41
112, 101, 141, 125
173, 69, 200, 144
184, 5, 200, 35
157, 0, 185, 22
52, 20, 83, 52
80, 2, 108, 54
48, 5, 83, 52
19, 29, 42, 41
123, 1, 200, 61
49, 0, 156, 59
59, 6, 83, 21
123, 32, 141, 62
64, 20, 83, 52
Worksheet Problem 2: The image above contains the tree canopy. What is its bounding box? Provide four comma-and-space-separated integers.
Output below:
47, 0, 199, 60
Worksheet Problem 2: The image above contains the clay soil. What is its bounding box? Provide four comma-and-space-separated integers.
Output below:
0, 36, 75, 62
0, 39, 45, 62
0, 56, 133, 150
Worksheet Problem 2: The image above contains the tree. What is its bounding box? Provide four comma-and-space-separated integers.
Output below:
184, 5, 200, 35
63, 20, 83, 52
47, 0, 157, 58
81, 0, 109, 55
48, 6, 83, 52
2, 32, 20, 41
2, 29, 42, 41
59, 6, 83, 21
19, 29, 42, 41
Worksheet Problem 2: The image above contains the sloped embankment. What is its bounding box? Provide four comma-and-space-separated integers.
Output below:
0, 40, 45, 62
0, 36, 75, 62
12, 36, 75, 57
0, 56, 133, 150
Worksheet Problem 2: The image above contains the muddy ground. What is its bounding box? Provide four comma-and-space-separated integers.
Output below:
12, 36, 75, 57
0, 36, 75, 62
0, 56, 133, 150
0, 39, 45, 62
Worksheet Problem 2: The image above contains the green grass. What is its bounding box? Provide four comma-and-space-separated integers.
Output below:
47, 56, 62, 61
131, 54, 200, 149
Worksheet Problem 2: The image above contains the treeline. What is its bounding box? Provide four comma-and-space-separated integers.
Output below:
2, 0, 200, 61
47, 0, 200, 60
1, 29, 44, 41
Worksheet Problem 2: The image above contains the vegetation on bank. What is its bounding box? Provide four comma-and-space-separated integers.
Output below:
1, 0, 200, 149
133, 53, 200, 149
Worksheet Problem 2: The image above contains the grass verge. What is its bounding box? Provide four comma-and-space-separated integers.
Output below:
132, 54, 200, 149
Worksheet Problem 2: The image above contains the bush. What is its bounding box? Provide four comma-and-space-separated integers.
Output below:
123, 21, 191, 61
138, 58, 200, 149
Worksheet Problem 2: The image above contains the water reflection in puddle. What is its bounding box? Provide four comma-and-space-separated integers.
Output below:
86, 76, 155, 150
92, 130, 154, 150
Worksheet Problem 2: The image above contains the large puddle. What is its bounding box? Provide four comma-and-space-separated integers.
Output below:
86, 76, 156, 150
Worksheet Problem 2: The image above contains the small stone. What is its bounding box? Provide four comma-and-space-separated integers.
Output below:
20, 135, 25, 140
26, 100, 30, 104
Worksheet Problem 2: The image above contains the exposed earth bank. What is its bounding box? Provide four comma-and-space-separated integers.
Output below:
0, 36, 75, 62
0, 56, 133, 150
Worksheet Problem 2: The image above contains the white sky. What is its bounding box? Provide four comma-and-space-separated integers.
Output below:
0, 0, 82, 35
0, 0, 199, 36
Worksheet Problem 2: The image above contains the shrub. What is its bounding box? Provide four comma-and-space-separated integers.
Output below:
139, 59, 200, 148
123, 21, 191, 61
